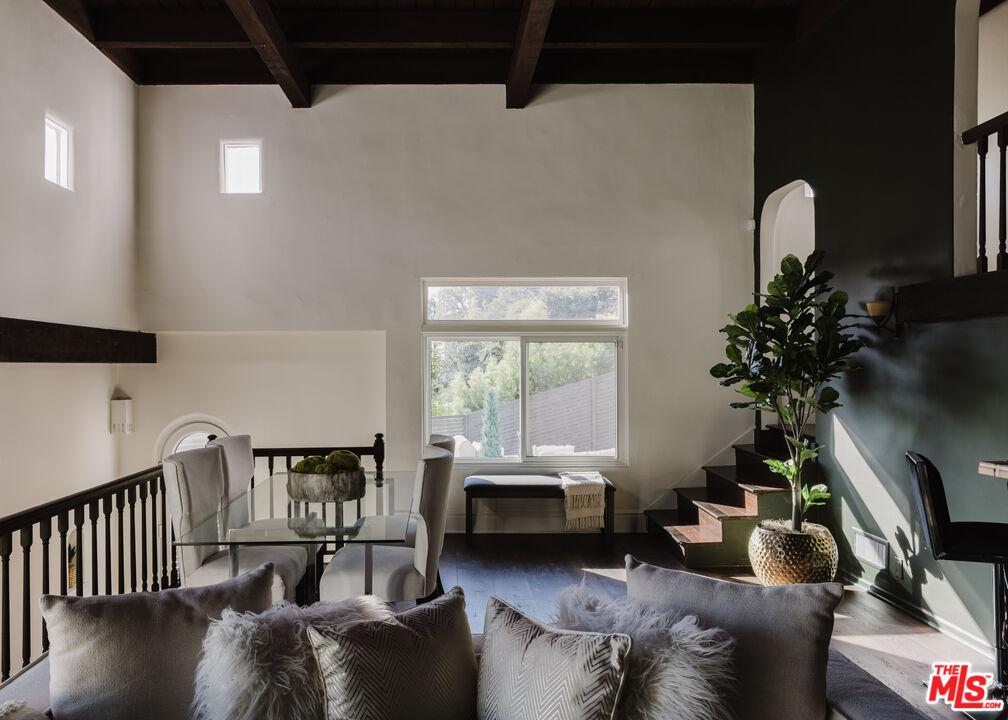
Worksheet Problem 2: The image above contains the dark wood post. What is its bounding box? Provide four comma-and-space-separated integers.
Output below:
980, 134, 989, 273
999, 128, 1008, 271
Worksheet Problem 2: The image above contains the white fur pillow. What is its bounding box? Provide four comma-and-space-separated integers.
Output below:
193, 596, 393, 720
554, 585, 735, 720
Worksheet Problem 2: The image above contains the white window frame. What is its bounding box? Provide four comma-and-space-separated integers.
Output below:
422, 277, 628, 330
220, 139, 263, 194
44, 116, 72, 190
422, 278, 629, 468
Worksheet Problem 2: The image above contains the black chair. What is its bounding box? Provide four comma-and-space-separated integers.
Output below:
907, 450, 1008, 716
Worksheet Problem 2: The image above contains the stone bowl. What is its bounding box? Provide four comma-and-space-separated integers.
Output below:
287, 468, 366, 503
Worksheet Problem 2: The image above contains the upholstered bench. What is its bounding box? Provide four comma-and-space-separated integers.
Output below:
464, 474, 615, 546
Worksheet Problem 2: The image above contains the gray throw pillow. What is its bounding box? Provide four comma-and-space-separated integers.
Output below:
553, 584, 735, 720
625, 555, 843, 720
308, 586, 477, 720
194, 595, 394, 720
478, 596, 631, 720
40, 563, 275, 720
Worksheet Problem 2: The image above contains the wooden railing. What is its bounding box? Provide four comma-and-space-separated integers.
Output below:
0, 432, 386, 683
0, 465, 172, 682
964, 110, 1008, 273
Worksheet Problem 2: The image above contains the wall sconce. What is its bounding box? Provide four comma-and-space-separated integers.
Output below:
865, 289, 897, 335
110, 397, 134, 434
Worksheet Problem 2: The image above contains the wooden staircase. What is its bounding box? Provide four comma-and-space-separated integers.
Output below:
645, 427, 800, 568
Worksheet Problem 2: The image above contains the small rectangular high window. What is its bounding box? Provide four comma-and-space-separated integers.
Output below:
221, 141, 262, 194
44, 117, 71, 190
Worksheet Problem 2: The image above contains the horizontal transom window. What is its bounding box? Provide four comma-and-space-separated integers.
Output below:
423, 278, 627, 327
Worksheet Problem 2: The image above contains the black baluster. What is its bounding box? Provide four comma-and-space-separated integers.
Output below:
102, 497, 113, 595
980, 135, 989, 273
149, 478, 160, 591
268, 457, 275, 519
170, 525, 179, 588
128, 487, 137, 593
116, 491, 125, 594
88, 502, 99, 596
20, 527, 32, 668
999, 128, 1008, 271
57, 512, 68, 596
1, 532, 10, 681
39, 519, 50, 652
160, 477, 170, 591
73, 507, 84, 596
139, 483, 149, 592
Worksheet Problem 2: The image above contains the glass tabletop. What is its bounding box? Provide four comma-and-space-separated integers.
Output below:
175, 469, 415, 547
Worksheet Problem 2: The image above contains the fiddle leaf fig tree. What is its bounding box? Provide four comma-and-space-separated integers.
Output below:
710, 250, 862, 531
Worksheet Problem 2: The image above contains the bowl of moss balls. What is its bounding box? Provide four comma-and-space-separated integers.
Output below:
287, 450, 366, 503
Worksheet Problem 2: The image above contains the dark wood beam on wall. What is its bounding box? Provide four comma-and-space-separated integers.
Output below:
223, 0, 312, 108
895, 272, 1008, 324
39, 0, 140, 82
506, 0, 557, 108
0, 318, 156, 364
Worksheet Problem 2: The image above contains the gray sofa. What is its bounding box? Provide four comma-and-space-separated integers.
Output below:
0, 637, 928, 719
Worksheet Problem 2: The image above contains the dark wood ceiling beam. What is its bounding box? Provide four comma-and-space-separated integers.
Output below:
0, 318, 156, 364
507, 0, 557, 108
39, 0, 140, 81
87, 8, 794, 51
223, 0, 312, 108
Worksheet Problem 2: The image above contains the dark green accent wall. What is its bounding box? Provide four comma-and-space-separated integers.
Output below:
755, 0, 1003, 646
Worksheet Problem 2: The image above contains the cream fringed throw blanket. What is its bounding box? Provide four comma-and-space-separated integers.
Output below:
559, 472, 606, 530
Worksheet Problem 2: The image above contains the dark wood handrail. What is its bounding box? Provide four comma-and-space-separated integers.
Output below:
0, 432, 385, 681
963, 110, 1008, 145
0, 466, 162, 537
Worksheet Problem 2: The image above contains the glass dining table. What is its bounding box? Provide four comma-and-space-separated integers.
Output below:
174, 469, 415, 599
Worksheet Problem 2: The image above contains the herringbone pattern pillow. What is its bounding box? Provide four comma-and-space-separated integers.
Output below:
477, 596, 631, 720
308, 586, 477, 720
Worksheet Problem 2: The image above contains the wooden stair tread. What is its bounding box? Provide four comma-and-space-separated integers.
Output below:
704, 465, 790, 494
644, 509, 720, 545
676, 487, 755, 519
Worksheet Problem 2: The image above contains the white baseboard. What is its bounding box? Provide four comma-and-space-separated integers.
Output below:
837, 569, 994, 659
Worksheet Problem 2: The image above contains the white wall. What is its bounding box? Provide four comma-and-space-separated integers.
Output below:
979, 2, 1008, 123
0, 1, 136, 514
978, 3, 1008, 270
759, 182, 815, 294
136, 83, 755, 532
116, 332, 386, 472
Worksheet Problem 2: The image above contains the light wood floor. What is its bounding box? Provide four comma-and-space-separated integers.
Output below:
438, 533, 992, 720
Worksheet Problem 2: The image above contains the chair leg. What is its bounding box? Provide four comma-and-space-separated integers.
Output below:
416, 572, 446, 606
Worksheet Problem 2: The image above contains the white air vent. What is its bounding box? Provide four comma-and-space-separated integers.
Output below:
853, 528, 888, 569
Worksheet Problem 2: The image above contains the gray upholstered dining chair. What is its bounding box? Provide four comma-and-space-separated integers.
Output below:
393, 434, 456, 546
207, 434, 254, 527
163, 445, 307, 603
318, 445, 453, 602
428, 434, 456, 454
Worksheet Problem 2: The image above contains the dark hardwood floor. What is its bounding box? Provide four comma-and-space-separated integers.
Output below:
439, 532, 677, 632
436, 532, 990, 720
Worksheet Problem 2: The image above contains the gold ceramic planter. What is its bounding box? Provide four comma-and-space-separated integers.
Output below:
748, 519, 838, 586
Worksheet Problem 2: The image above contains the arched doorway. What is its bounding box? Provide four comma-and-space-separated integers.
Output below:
758, 180, 815, 294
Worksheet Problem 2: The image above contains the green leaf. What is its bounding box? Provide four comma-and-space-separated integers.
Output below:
725, 344, 742, 365
819, 386, 839, 405
764, 458, 796, 482
801, 483, 831, 512
710, 363, 732, 378
781, 254, 803, 278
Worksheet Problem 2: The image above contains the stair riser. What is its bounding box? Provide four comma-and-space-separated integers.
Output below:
733, 446, 786, 484
681, 519, 761, 568
697, 509, 724, 539
705, 472, 753, 511
672, 491, 700, 525
646, 515, 685, 563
